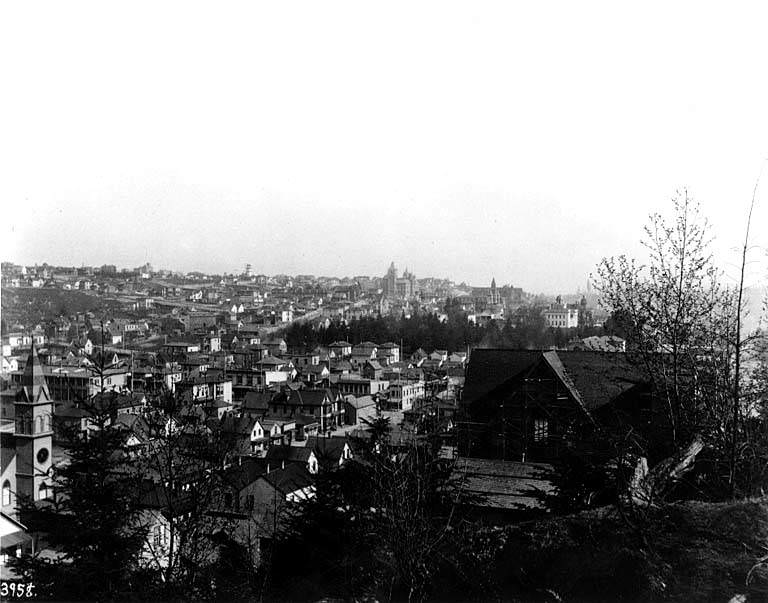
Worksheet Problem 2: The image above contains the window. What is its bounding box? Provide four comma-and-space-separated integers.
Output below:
224, 492, 233, 508
153, 525, 162, 547
39, 483, 49, 500
533, 419, 549, 442
2, 481, 11, 506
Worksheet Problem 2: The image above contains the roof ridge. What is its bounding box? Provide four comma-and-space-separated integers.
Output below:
541, 351, 590, 418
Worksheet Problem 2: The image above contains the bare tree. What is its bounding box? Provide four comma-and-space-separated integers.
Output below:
594, 190, 768, 499
133, 387, 234, 596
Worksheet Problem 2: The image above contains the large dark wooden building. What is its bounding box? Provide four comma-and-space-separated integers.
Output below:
459, 349, 658, 463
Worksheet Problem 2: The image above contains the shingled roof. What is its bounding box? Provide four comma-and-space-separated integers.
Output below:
452, 457, 556, 511
261, 463, 314, 494
223, 457, 269, 491
242, 391, 271, 413
465, 349, 649, 415
555, 351, 647, 410
265, 445, 313, 464
306, 436, 349, 463
463, 349, 540, 404
289, 389, 331, 407
220, 414, 257, 436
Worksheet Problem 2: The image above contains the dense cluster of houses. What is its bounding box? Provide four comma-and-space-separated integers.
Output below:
2, 261, 603, 343
0, 330, 651, 574
0, 327, 467, 574
0, 260, 625, 578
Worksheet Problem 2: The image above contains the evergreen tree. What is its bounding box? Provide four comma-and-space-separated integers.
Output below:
12, 378, 146, 600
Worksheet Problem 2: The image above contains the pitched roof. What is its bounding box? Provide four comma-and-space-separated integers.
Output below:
553, 351, 647, 410
265, 445, 313, 463
575, 335, 626, 352
113, 413, 151, 441
261, 463, 314, 494
242, 391, 271, 412
256, 355, 289, 367
330, 360, 352, 371
302, 364, 329, 375
290, 389, 330, 406
306, 436, 348, 460
223, 457, 269, 490
344, 394, 375, 409
220, 413, 257, 436
329, 341, 352, 348
463, 349, 540, 404
90, 391, 146, 413
467, 349, 649, 417
16, 344, 52, 404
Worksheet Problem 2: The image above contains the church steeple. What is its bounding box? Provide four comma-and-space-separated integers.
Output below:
17, 344, 51, 404
13, 344, 54, 505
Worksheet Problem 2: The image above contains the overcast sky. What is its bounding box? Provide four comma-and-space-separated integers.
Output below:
1, 1, 767, 293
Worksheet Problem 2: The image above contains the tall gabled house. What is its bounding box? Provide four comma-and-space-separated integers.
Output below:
460, 349, 654, 462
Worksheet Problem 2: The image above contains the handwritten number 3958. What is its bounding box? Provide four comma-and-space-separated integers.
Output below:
0, 581, 35, 598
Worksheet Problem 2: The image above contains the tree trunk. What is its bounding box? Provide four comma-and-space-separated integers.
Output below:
628, 436, 705, 507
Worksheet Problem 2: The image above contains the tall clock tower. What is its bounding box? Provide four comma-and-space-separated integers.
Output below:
14, 345, 54, 502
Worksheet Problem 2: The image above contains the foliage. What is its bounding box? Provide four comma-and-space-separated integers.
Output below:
283, 303, 608, 355
485, 499, 768, 602
0, 287, 121, 329
134, 392, 233, 598
9, 352, 236, 601
592, 191, 766, 499
11, 395, 146, 600
260, 419, 474, 602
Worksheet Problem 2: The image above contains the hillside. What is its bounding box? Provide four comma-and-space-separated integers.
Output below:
448, 499, 768, 602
